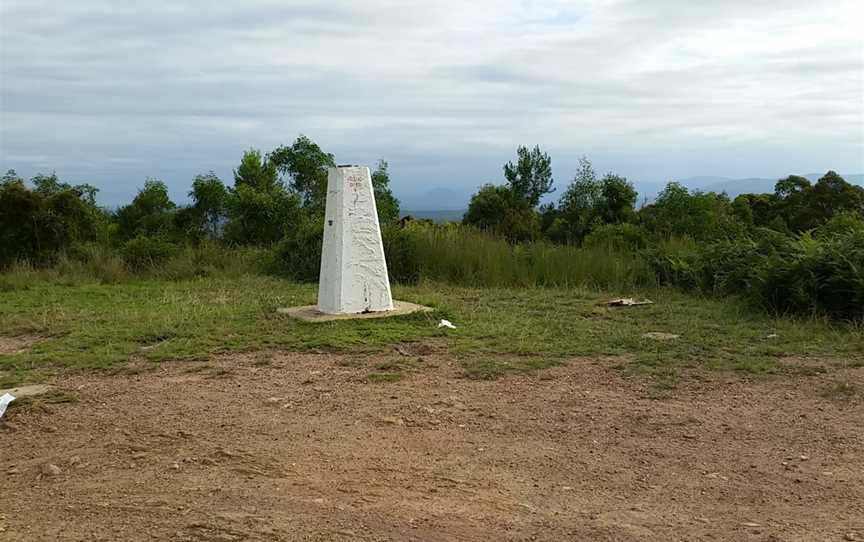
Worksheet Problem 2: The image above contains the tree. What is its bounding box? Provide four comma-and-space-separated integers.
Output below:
807, 171, 864, 227
233, 149, 279, 192
224, 184, 302, 245
115, 179, 177, 241
770, 172, 864, 232
269, 135, 335, 211
638, 182, 740, 240
554, 157, 602, 243
1, 169, 25, 189
503, 145, 554, 207
596, 174, 637, 225
31, 172, 98, 204
0, 174, 102, 266
370, 160, 400, 224
463, 184, 539, 242
190, 172, 228, 239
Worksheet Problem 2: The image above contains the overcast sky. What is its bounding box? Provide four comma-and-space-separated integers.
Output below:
1, 0, 862, 206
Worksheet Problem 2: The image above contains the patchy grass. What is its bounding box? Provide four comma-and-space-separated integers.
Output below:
0, 275, 862, 388
822, 380, 858, 400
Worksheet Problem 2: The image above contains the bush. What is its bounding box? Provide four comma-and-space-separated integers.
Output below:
696, 218, 864, 319
270, 220, 323, 281
583, 223, 651, 251
0, 180, 104, 267
383, 224, 420, 285
644, 236, 702, 289
122, 236, 179, 268
270, 221, 423, 285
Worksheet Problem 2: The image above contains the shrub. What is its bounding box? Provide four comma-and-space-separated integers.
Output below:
122, 236, 179, 268
383, 224, 421, 285
644, 236, 702, 289
697, 220, 864, 319
583, 223, 651, 251
270, 220, 323, 281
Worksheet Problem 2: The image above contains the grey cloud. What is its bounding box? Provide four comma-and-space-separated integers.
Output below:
1, 0, 862, 206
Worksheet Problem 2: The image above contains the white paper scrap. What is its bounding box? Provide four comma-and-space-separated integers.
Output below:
438, 319, 457, 329
0, 393, 15, 419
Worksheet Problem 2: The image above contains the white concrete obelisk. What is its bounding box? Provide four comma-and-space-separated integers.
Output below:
317, 166, 394, 314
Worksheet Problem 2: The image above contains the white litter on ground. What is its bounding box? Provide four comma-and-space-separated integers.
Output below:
438, 319, 457, 329
0, 393, 15, 419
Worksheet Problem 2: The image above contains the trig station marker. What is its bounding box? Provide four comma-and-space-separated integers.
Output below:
278, 165, 431, 322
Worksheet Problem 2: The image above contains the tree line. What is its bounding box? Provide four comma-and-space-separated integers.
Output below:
463, 144, 864, 245
1, 138, 862, 318
0, 135, 399, 267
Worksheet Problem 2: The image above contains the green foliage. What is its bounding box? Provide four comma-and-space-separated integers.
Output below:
555, 156, 601, 243
1, 169, 25, 187
122, 236, 179, 268
371, 160, 400, 224
382, 224, 420, 284
269, 135, 336, 211
189, 172, 228, 239
463, 184, 539, 242
738, 172, 864, 233
269, 219, 324, 281
270, 221, 421, 285
115, 179, 176, 241
233, 149, 280, 192
596, 174, 637, 224
584, 223, 650, 251
224, 184, 302, 245
503, 145, 554, 207
0, 173, 104, 267
644, 236, 703, 289
554, 158, 638, 244
639, 182, 741, 241
401, 222, 655, 290
700, 219, 864, 319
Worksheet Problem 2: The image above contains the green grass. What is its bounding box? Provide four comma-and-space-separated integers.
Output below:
1, 275, 862, 388
405, 224, 657, 289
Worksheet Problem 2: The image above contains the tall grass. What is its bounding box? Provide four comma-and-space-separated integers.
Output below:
0, 242, 270, 290
402, 224, 657, 290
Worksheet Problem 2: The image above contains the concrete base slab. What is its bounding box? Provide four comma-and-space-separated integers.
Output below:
277, 300, 433, 322
0, 384, 54, 398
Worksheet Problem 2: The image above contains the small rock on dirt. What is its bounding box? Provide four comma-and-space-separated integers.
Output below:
380, 416, 404, 425
40, 463, 62, 477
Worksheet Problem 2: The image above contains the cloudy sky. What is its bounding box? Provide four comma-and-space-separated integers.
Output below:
1, 0, 862, 207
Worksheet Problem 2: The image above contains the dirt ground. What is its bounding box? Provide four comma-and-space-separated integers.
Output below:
1, 346, 862, 542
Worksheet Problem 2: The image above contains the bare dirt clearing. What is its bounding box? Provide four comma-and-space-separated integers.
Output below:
1, 350, 862, 541
0, 335, 42, 355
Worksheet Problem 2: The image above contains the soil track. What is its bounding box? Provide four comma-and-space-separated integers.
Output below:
1, 348, 862, 541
